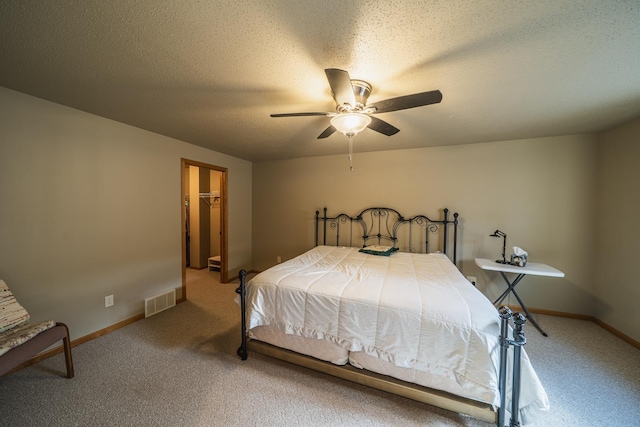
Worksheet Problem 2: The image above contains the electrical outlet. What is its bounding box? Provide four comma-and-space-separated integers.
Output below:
105, 294, 114, 307
276, 256, 282, 263
466, 276, 477, 286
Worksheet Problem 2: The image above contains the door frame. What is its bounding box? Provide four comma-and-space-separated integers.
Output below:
180, 158, 229, 302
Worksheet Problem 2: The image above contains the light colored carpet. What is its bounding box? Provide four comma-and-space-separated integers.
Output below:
1, 268, 638, 426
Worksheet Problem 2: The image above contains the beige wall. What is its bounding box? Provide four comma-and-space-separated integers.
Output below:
253, 134, 600, 318
596, 117, 640, 341
2, 84, 636, 345
0, 87, 252, 341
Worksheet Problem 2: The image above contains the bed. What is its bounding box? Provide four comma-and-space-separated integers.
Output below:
237, 207, 549, 426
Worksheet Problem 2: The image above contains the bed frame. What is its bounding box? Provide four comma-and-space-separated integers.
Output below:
236, 207, 528, 427
314, 206, 459, 263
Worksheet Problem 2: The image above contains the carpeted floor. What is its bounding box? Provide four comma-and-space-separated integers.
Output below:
1, 268, 638, 426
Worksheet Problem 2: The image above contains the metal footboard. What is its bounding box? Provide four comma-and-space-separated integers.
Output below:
237, 270, 528, 427
236, 270, 248, 360
498, 306, 527, 427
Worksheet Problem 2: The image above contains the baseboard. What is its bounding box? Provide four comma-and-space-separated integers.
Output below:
506, 305, 640, 350
592, 318, 640, 350
5, 312, 145, 376
11, 302, 638, 376
506, 305, 595, 321
71, 313, 145, 347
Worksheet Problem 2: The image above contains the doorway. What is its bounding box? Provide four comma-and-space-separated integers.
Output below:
180, 158, 228, 302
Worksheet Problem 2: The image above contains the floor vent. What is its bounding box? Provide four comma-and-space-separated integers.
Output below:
145, 289, 176, 318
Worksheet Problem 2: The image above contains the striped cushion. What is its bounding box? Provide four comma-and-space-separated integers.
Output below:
0, 279, 30, 333
0, 320, 56, 356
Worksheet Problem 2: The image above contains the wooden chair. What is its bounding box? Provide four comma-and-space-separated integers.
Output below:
0, 280, 74, 378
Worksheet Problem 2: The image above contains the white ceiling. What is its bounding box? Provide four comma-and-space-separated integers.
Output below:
2, 1, 640, 162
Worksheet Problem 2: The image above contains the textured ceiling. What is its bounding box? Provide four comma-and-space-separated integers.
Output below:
1, 1, 640, 162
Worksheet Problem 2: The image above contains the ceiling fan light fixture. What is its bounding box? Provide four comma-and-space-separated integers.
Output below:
330, 113, 371, 137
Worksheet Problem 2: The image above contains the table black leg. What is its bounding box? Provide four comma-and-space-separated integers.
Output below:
493, 273, 526, 305
508, 287, 548, 337
494, 272, 548, 337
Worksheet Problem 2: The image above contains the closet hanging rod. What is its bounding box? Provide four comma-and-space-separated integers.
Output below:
198, 191, 220, 208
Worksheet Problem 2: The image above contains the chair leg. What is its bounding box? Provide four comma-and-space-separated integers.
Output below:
58, 323, 74, 378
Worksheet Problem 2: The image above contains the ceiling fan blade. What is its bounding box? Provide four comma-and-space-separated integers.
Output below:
270, 112, 330, 117
325, 68, 356, 108
367, 90, 442, 114
317, 125, 337, 139
367, 116, 400, 136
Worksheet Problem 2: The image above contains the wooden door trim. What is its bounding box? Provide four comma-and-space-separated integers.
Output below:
180, 158, 229, 302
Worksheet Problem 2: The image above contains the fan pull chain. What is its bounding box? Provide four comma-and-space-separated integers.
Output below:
348, 136, 354, 171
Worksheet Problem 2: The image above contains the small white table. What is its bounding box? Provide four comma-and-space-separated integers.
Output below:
475, 258, 564, 337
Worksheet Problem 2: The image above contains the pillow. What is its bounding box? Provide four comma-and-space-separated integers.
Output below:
0, 280, 30, 333
359, 245, 399, 256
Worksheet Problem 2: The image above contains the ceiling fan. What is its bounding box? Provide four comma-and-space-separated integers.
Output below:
270, 68, 443, 140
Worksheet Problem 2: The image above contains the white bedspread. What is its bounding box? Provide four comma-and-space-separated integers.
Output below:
246, 246, 548, 425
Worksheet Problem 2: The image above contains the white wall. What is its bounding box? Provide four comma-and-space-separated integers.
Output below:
595, 117, 640, 341
0, 87, 252, 340
253, 134, 600, 317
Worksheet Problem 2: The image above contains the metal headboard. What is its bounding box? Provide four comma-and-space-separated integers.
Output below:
315, 207, 459, 265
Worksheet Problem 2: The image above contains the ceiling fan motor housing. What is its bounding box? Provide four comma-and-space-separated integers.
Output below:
337, 79, 372, 112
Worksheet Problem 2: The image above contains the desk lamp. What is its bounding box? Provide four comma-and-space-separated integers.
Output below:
490, 230, 508, 264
